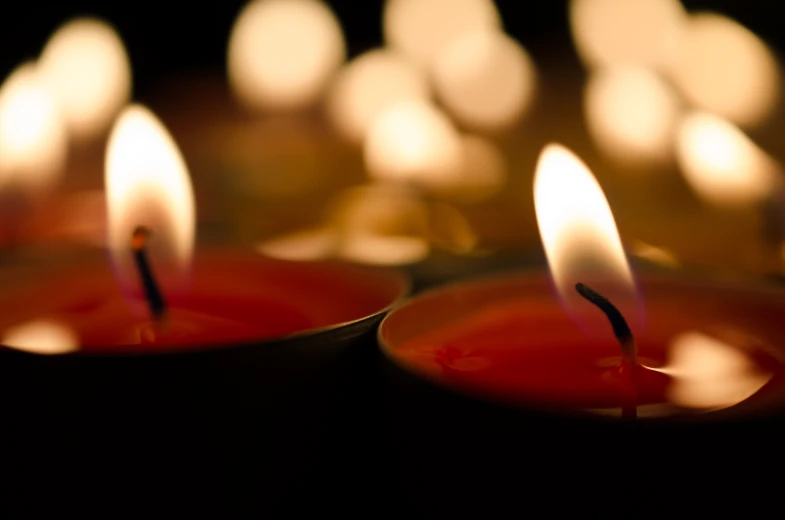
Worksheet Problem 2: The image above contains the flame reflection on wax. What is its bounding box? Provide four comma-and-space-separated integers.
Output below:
656, 331, 771, 411
3, 319, 79, 355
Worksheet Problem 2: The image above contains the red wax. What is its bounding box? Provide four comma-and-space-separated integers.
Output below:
379, 272, 785, 418
0, 250, 408, 353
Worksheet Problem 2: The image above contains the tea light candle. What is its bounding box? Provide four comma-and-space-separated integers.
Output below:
380, 144, 785, 419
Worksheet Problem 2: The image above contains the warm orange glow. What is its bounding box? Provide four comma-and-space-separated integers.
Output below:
383, 0, 501, 69
430, 134, 506, 203
0, 63, 67, 195
432, 29, 536, 131
675, 111, 777, 205
326, 49, 429, 143
338, 234, 429, 266
364, 99, 463, 191
629, 240, 680, 268
3, 319, 79, 355
105, 105, 194, 287
534, 144, 638, 330
329, 183, 429, 237
669, 12, 779, 127
39, 17, 131, 140
256, 228, 338, 261
658, 332, 771, 411
569, 0, 686, 70
585, 67, 680, 164
228, 0, 346, 111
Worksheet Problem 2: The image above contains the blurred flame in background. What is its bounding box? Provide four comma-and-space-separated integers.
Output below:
676, 111, 778, 206
383, 0, 501, 70
2, 319, 79, 355
584, 66, 681, 165
656, 331, 771, 411
38, 17, 131, 141
326, 49, 429, 144
432, 29, 536, 132
364, 99, 463, 191
570, 0, 686, 71
228, 0, 346, 111
0, 63, 67, 195
668, 12, 779, 128
429, 134, 507, 204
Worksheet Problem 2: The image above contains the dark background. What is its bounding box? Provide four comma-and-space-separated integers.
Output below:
0, 1, 781, 99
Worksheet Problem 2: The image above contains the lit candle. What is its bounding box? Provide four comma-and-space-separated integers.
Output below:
380, 143, 785, 418
0, 104, 407, 353
376, 143, 785, 516
0, 104, 408, 517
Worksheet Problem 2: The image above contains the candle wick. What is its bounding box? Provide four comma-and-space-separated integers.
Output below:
575, 282, 638, 420
131, 226, 167, 321
574, 283, 637, 363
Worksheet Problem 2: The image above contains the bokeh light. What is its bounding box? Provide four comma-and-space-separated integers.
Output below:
428, 134, 506, 203
432, 29, 536, 132
584, 67, 681, 164
326, 48, 429, 144
569, 0, 686, 70
669, 12, 779, 128
228, 0, 346, 111
675, 111, 777, 206
364, 99, 463, 191
38, 17, 131, 140
0, 63, 67, 194
383, 0, 501, 69
256, 227, 338, 261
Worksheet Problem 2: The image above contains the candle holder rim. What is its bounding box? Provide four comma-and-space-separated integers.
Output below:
378, 267, 785, 423
0, 254, 411, 358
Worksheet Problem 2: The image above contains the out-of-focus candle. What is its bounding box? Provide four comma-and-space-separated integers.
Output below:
228, 0, 346, 112
0, 62, 67, 243
38, 17, 131, 141
668, 12, 780, 128
383, 0, 501, 70
432, 29, 536, 132
326, 48, 429, 144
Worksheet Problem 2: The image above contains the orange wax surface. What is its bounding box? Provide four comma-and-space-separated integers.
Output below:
0, 251, 407, 354
380, 273, 785, 418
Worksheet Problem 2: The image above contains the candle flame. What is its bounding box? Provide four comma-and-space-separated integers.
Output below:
534, 144, 640, 333
0, 62, 67, 195
105, 104, 194, 289
675, 111, 777, 206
